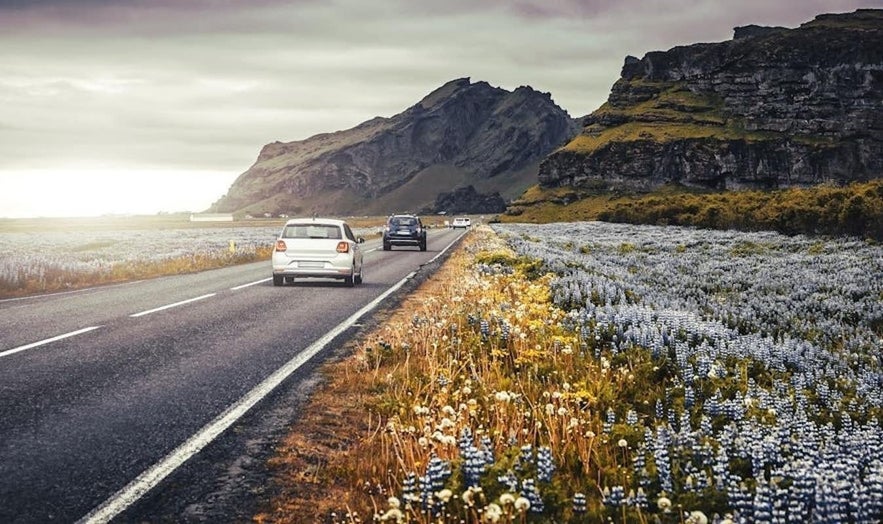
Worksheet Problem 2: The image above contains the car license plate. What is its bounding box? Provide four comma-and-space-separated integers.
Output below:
298, 261, 323, 268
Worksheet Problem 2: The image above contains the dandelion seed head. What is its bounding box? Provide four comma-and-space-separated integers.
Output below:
685, 510, 708, 524
514, 496, 531, 512
436, 488, 453, 503
482, 503, 502, 522
378, 508, 403, 522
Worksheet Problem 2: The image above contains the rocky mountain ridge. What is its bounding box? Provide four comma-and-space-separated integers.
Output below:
210, 78, 580, 216
538, 9, 882, 192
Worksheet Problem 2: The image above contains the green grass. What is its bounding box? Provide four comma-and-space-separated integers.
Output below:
502, 180, 883, 241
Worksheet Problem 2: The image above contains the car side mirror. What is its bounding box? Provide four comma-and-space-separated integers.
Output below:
357, 237, 365, 243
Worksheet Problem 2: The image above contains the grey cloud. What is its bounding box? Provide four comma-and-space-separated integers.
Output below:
0, 0, 878, 176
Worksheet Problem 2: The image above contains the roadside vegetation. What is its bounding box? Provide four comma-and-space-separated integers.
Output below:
0, 215, 416, 299
257, 223, 882, 523
0, 225, 282, 299
502, 180, 883, 241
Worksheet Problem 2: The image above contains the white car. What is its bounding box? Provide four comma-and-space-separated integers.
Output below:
272, 218, 365, 287
452, 217, 471, 229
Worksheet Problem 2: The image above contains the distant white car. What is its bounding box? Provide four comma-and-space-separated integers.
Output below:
452, 217, 471, 229
272, 218, 365, 287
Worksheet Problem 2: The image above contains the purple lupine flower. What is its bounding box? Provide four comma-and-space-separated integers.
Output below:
536, 446, 555, 483
521, 478, 545, 513
572, 492, 587, 514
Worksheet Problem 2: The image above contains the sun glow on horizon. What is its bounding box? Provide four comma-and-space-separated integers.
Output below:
0, 169, 240, 219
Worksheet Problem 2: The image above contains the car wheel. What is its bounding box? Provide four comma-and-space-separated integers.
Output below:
383, 242, 391, 251
273, 274, 284, 286
355, 267, 363, 285
420, 240, 427, 251
344, 265, 356, 287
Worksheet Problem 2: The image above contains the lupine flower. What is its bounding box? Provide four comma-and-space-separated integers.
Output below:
572, 492, 587, 514
536, 446, 555, 482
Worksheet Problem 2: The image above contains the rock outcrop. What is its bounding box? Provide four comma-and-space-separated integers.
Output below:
210, 78, 580, 216
429, 185, 507, 215
538, 9, 883, 192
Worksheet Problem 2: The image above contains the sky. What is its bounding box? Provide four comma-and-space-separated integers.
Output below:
0, 0, 878, 218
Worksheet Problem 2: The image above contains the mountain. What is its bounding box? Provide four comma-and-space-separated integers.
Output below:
537, 9, 882, 193
209, 78, 580, 216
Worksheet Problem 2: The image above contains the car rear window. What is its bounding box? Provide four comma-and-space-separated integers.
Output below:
283, 224, 342, 239
390, 217, 417, 227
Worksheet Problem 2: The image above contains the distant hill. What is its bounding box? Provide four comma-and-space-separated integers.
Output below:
209, 78, 580, 216
537, 9, 882, 193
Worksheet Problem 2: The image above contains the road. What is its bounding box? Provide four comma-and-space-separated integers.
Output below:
0, 227, 465, 523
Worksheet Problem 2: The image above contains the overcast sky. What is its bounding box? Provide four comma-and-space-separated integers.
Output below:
0, 0, 878, 217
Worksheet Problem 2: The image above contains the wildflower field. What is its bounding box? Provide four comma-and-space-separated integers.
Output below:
262, 222, 883, 523
0, 226, 280, 298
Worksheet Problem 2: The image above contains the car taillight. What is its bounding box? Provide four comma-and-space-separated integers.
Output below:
275, 240, 287, 252
336, 241, 349, 253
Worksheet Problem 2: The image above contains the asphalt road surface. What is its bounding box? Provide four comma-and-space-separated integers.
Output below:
0, 227, 466, 523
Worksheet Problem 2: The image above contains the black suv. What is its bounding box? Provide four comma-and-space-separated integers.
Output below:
383, 214, 427, 251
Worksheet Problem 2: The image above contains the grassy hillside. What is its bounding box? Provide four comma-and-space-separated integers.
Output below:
500, 180, 883, 241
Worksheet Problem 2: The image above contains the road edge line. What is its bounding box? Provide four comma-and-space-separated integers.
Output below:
78, 271, 418, 524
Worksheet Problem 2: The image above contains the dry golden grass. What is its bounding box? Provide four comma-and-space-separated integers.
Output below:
255, 227, 669, 523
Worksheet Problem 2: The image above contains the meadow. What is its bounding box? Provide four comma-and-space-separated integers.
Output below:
261, 222, 883, 523
0, 225, 279, 298
0, 216, 389, 299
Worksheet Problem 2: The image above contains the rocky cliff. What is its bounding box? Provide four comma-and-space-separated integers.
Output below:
210, 78, 579, 216
538, 9, 883, 192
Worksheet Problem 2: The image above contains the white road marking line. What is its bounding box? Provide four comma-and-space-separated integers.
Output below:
78, 271, 417, 524
428, 233, 461, 264
129, 293, 216, 318
0, 326, 102, 358
230, 278, 271, 291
